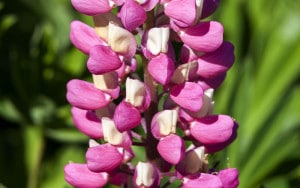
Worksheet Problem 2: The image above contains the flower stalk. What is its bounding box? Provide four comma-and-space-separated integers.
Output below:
64, 0, 240, 187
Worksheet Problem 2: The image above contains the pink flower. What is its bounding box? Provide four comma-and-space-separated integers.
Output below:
71, 0, 114, 15
217, 168, 239, 188
182, 173, 223, 188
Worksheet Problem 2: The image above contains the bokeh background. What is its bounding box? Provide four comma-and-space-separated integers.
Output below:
0, 0, 299, 187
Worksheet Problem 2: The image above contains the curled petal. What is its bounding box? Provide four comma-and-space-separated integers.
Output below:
108, 22, 137, 58
171, 61, 198, 85
87, 45, 123, 74
180, 44, 203, 64
182, 173, 223, 188
118, 0, 146, 32
134, 162, 160, 188
71, 107, 103, 139
93, 73, 120, 99
157, 134, 185, 164
102, 117, 124, 146
170, 82, 204, 112
151, 109, 178, 139
64, 163, 108, 188
86, 143, 123, 172
179, 21, 223, 52
70, 21, 106, 54
71, 0, 113, 15
114, 100, 141, 132
66, 79, 111, 110
190, 115, 237, 145
217, 168, 239, 188
196, 42, 235, 78
148, 53, 175, 85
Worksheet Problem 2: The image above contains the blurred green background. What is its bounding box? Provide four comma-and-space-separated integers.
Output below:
0, 0, 299, 187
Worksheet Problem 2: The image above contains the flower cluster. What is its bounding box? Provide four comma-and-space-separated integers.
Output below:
64, 0, 239, 187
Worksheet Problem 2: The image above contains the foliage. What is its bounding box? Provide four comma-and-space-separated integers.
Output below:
0, 0, 299, 187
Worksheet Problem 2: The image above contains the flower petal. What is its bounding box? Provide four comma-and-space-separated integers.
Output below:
170, 82, 204, 112
71, 107, 103, 138
134, 162, 160, 188
201, 0, 220, 19
66, 79, 111, 110
87, 45, 123, 74
196, 41, 235, 78
151, 109, 178, 139
118, 0, 146, 32
64, 163, 108, 188
164, 0, 197, 28
179, 21, 223, 52
148, 53, 175, 85
157, 134, 185, 164
70, 21, 106, 54
92, 73, 120, 99
190, 115, 237, 146
114, 100, 141, 132
71, 0, 113, 15
86, 143, 123, 172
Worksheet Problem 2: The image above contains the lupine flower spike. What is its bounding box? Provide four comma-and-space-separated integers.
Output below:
65, 0, 239, 187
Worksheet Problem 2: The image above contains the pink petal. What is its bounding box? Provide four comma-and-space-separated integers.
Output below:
118, 0, 146, 32
66, 79, 111, 110
203, 121, 238, 153
201, 0, 220, 19
157, 134, 185, 164
196, 42, 235, 78
86, 143, 123, 172
170, 82, 204, 112
70, 21, 106, 54
190, 115, 237, 145
87, 45, 123, 74
71, 107, 103, 138
71, 0, 113, 15
182, 173, 223, 188
64, 163, 108, 188
113, 100, 141, 132
217, 168, 239, 188
164, 0, 197, 28
180, 44, 203, 64
179, 21, 223, 52
148, 53, 175, 85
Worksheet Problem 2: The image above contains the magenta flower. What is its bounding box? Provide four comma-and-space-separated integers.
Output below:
64, 0, 239, 187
